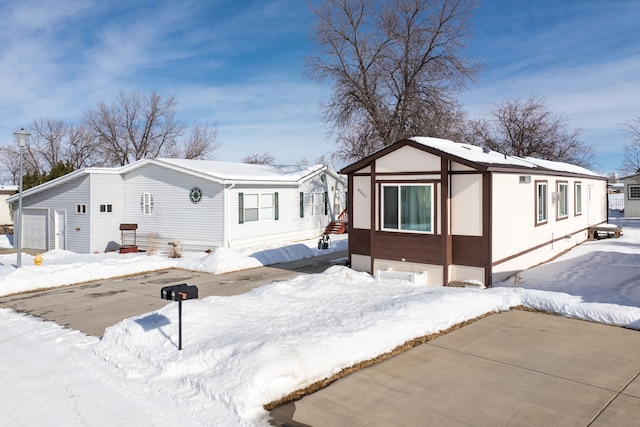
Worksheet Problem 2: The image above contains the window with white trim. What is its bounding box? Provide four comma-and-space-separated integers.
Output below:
382, 183, 433, 233
142, 193, 153, 215
239, 192, 278, 223
575, 182, 582, 215
628, 185, 640, 200
303, 192, 325, 217
536, 181, 547, 225
75, 204, 87, 214
557, 182, 568, 219
99, 204, 113, 213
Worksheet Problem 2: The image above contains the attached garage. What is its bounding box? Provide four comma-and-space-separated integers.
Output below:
20, 208, 48, 251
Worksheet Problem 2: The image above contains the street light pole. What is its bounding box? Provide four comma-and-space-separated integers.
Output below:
13, 128, 30, 268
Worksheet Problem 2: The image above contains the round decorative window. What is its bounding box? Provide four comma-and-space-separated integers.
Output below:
189, 187, 203, 204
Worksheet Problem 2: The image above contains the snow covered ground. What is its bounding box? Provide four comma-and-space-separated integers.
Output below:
1, 215, 639, 426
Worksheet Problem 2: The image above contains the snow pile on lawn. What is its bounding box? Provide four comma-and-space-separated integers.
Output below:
94, 267, 522, 425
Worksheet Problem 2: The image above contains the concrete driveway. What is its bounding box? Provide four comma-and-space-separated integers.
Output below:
270, 310, 640, 426
0, 251, 347, 337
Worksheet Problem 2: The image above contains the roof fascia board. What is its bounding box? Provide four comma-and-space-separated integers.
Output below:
6, 168, 93, 202
485, 166, 608, 180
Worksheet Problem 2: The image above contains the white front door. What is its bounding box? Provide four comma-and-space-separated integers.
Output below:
55, 210, 66, 250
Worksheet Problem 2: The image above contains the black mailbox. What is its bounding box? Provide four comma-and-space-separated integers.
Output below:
161, 284, 198, 301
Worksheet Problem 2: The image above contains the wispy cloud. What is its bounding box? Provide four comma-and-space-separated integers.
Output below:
0, 0, 636, 175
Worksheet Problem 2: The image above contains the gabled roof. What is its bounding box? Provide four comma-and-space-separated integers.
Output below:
135, 158, 338, 185
340, 137, 605, 179
8, 159, 345, 203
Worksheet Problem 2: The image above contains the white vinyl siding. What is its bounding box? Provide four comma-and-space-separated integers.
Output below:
451, 173, 482, 236
123, 164, 225, 250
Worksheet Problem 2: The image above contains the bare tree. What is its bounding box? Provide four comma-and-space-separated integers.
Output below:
307, 0, 480, 163
28, 117, 66, 172
468, 96, 594, 168
0, 118, 98, 184
84, 90, 183, 166
163, 122, 220, 160
621, 116, 640, 174
242, 152, 275, 165
65, 124, 100, 169
0, 144, 21, 183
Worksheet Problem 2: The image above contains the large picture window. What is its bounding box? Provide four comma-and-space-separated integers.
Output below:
536, 181, 547, 225
557, 182, 568, 219
382, 184, 433, 233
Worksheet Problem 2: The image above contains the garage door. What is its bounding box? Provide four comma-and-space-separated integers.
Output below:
21, 209, 48, 250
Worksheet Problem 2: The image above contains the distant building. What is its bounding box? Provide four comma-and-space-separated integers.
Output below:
620, 173, 640, 217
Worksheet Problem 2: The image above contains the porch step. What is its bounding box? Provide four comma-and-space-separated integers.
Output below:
323, 220, 348, 235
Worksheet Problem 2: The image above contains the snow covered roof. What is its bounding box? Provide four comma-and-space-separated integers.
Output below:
341, 137, 604, 178
8, 159, 344, 202
0, 185, 18, 193
410, 137, 603, 177
145, 158, 334, 184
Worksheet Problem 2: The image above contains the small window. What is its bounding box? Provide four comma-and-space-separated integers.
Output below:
557, 182, 568, 219
575, 183, 582, 216
381, 184, 433, 233
76, 204, 87, 214
628, 185, 640, 200
536, 181, 547, 225
142, 193, 153, 215
99, 204, 113, 213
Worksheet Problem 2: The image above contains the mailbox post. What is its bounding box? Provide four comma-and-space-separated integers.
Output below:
160, 284, 198, 350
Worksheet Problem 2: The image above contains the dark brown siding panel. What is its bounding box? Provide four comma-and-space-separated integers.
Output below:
375, 232, 441, 264
452, 235, 485, 266
350, 228, 371, 256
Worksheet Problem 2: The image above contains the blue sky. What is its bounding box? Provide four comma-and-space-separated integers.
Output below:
0, 0, 638, 176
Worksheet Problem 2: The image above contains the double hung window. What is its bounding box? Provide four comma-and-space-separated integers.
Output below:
536, 181, 548, 225
557, 182, 568, 219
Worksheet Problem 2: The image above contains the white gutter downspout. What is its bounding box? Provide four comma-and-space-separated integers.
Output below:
224, 183, 235, 248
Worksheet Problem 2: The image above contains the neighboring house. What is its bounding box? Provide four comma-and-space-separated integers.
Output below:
1, 185, 18, 229
620, 173, 640, 216
340, 137, 608, 287
7, 159, 346, 254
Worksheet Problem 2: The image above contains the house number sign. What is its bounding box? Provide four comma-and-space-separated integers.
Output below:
189, 187, 203, 204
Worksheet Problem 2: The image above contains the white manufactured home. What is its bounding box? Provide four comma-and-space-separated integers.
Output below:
7, 159, 346, 254
340, 137, 609, 287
